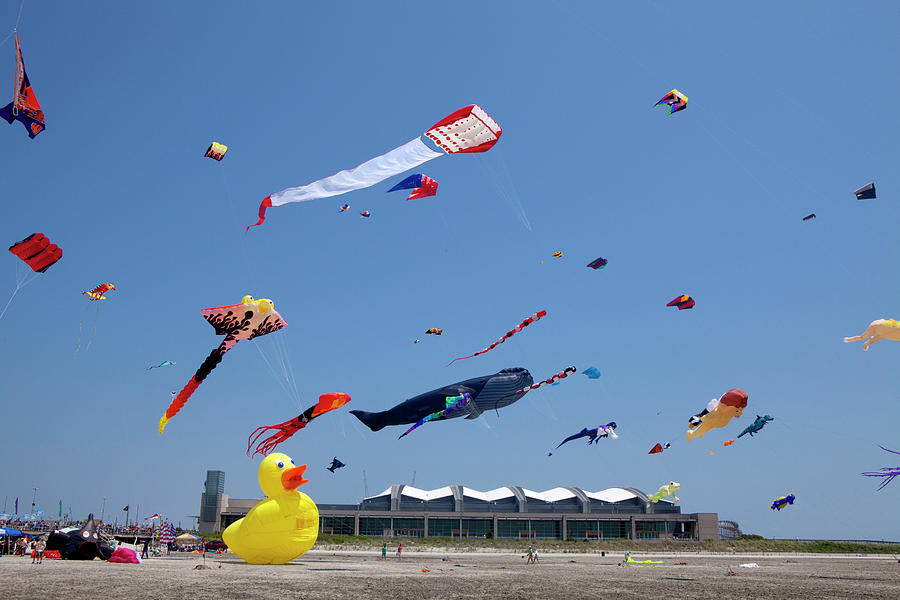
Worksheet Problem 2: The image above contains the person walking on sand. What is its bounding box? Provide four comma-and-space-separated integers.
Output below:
396, 543, 402, 561
140, 538, 149, 559
381, 543, 387, 560
33, 538, 45, 564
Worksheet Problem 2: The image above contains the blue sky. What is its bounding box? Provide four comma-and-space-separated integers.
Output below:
1, 1, 898, 540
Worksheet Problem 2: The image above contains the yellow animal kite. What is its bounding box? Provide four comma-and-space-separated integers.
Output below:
223, 452, 318, 564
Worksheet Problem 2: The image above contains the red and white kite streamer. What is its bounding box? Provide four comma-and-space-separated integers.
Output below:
249, 105, 501, 229
447, 310, 547, 366
512, 366, 577, 396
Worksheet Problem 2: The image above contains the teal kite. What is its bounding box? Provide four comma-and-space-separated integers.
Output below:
147, 360, 176, 370
737, 415, 773, 438
582, 367, 601, 379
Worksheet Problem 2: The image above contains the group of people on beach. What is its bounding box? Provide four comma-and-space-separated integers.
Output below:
1, 536, 46, 562
380, 542, 403, 560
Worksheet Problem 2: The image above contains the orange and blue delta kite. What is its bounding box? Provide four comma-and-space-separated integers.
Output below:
0, 33, 45, 138
654, 89, 688, 115
159, 296, 287, 434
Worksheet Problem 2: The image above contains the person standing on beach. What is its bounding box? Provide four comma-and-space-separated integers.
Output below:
381, 543, 387, 560
396, 543, 402, 561
33, 538, 45, 564
140, 538, 149, 559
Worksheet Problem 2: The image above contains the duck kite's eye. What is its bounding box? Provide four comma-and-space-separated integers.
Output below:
276, 461, 285, 469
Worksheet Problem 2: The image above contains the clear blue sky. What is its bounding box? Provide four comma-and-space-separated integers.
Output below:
1, 1, 898, 540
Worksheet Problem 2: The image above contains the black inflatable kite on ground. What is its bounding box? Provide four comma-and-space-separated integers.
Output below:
46, 513, 114, 560
350, 367, 533, 432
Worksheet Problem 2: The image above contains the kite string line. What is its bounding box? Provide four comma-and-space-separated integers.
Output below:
84, 302, 101, 352
272, 331, 302, 408
0, 0, 25, 49
74, 302, 91, 354
217, 167, 255, 278
15, 0, 25, 29
271, 332, 301, 407
477, 151, 532, 232
253, 338, 301, 408
0, 262, 36, 321
0, 286, 20, 322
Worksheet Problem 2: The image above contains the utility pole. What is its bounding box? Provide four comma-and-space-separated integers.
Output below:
362, 470, 369, 498
101, 497, 107, 523
411, 471, 416, 487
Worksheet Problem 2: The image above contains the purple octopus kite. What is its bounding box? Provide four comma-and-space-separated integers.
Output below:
861, 446, 900, 490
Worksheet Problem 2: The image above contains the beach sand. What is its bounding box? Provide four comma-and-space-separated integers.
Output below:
2, 549, 898, 599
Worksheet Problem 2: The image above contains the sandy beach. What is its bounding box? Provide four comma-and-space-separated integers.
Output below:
2, 549, 898, 600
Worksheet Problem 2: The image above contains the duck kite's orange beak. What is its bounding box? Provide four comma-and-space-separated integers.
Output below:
281, 464, 308, 490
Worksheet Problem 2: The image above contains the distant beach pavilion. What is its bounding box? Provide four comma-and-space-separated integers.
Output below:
198, 470, 718, 541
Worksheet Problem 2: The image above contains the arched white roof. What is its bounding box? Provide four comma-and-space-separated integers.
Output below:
462, 487, 515, 502
583, 488, 640, 503
364, 487, 393, 501
521, 487, 577, 502
399, 485, 453, 501
365, 485, 647, 503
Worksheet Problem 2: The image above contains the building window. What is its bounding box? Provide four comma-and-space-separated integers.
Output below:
599, 521, 629, 540
392, 518, 425, 538
567, 519, 598, 540
359, 517, 392, 537
428, 519, 455, 538
460, 519, 492, 538
497, 519, 530, 540
220, 514, 244, 529
635, 521, 667, 539
319, 516, 355, 536
529, 520, 561, 540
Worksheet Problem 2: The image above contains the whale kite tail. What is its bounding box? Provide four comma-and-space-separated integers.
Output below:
350, 409, 388, 432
